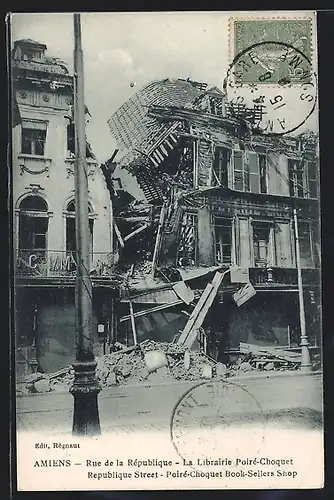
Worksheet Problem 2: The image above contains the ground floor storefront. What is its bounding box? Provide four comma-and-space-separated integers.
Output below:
116, 286, 320, 362
14, 277, 321, 379
14, 285, 117, 378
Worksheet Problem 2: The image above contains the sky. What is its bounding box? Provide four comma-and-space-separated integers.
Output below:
10, 12, 318, 163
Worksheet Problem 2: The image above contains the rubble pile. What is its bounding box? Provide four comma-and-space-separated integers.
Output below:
17, 341, 319, 395
19, 340, 231, 394
237, 343, 302, 371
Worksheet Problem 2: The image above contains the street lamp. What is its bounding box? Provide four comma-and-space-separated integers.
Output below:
69, 13, 101, 435
293, 207, 312, 372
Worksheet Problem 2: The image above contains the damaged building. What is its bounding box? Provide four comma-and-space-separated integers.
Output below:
103, 77, 321, 364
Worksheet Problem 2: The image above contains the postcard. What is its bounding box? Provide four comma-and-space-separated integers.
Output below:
9, 10, 323, 491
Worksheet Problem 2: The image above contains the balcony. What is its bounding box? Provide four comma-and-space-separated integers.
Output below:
15, 249, 114, 280
249, 266, 319, 288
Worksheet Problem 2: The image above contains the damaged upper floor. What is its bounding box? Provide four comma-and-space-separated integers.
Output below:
105, 78, 319, 207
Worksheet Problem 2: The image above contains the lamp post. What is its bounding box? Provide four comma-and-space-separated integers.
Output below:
69, 13, 101, 435
293, 207, 312, 372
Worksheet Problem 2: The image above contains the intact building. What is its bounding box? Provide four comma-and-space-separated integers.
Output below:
12, 39, 116, 377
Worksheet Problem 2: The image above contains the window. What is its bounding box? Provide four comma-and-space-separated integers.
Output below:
22, 49, 42, 61
233, 151, 268, 194
215, 218, 232, 264
305, 161, 318, 199
65, 200, 94, 258
66, 120, 95, 158
298, 222, 314, 268
18, 196, 49, 252
21, 120, 47, 156
213, 147, 229, 186
288, 159, 318, 199
233, 150, 249, 192
209, 96, 224, 115
177, 212, 197, 266
253, 222, 273, 266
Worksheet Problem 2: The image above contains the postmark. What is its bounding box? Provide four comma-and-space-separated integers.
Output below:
170, 379, 265, 472
232, 18, 313, 84
224, 41, 317, 136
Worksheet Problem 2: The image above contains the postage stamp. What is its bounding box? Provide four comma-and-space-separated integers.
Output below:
229, 15, 315, 84
224, 40, 318, 135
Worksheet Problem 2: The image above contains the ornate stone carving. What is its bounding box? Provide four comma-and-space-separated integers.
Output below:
20, 164, 50, 177
19, 91, 27, 99
25, 184, 45, 194
43, 94, 50, 102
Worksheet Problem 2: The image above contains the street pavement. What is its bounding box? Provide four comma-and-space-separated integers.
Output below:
16, 371, 323, 436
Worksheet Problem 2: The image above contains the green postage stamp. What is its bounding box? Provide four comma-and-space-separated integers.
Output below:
230, 15, 314, 84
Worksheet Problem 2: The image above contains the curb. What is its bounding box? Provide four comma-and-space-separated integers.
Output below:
16, 370, 322, 397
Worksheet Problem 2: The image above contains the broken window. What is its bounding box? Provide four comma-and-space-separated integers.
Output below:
289, 159, 318, 199
66, 120, 95, 159
213, 147, 229, 187
215, 217, 232, 264
298, 221, 314, 268
288, 160, 305, 198
233, 150, 249, 192
177, 212, 197, 266
209, 96, 224, 116
253, 222, 274, 267
18, 196, 49, 252
21, 120, 47, 156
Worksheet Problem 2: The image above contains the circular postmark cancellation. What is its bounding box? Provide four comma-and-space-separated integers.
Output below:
170, 379, 265, 472
224, 41, 317, 136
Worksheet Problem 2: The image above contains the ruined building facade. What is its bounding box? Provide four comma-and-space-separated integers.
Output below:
12, 39, 116, 376
106, 78, 320, 358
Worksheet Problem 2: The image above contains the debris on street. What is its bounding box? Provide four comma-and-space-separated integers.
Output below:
238, 342, 302, 371
18, 340, 228, 394
16, 339, 319, 395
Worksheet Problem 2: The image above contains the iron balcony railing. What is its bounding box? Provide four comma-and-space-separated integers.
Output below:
249, 266, 318, 287
15, 249, 114, 279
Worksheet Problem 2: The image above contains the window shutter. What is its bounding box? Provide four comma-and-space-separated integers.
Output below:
275, 222, 292, 267
248, 152, 260, 193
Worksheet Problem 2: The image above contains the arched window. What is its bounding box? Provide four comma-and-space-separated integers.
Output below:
18, 196, 49, 252
65, 200, 94, 257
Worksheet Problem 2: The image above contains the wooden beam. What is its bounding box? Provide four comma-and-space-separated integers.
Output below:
184, 273, 224, 348
121, 216, 151, 223
120, 300, 183, 323
123, 223, 149, 242
113, 221, 124, 248
151, 202, 166, 275
129, 301, 138, 345
177, 271, 226, 348
212, 167, 222, 186
177, 282, 215, 345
